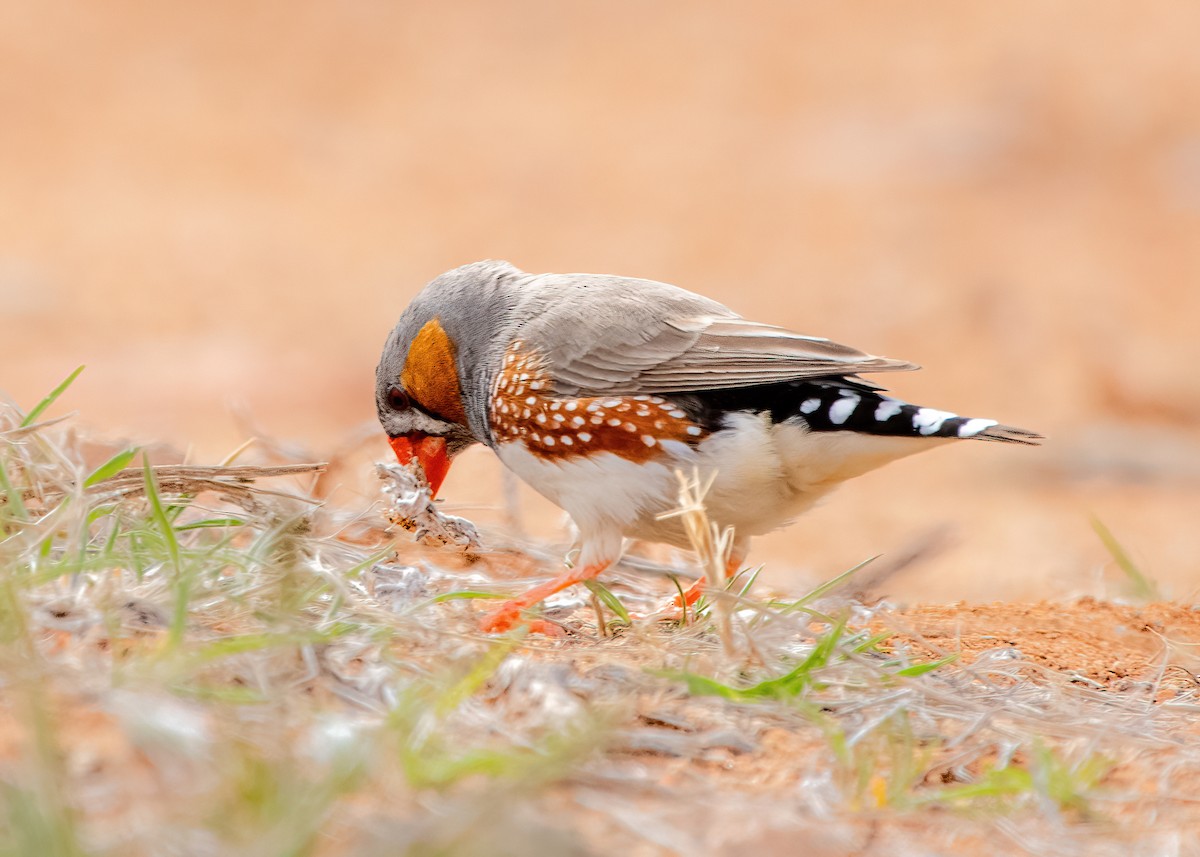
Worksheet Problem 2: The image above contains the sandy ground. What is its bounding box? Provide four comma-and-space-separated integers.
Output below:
1, 4, 1197, 607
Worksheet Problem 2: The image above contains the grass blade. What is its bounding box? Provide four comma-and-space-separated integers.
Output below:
0, 458, 29, 524
1091, 516, 1159, 600
174, 517, 245, 531
583, 579, 631, 624
21, 365, 85, 428
785, 555, 879, 611
142, 455, 187, 647
668, 575, 689, 625
895, 654, 958, 677
82, 447, 139, 488
432, 590, 508, 602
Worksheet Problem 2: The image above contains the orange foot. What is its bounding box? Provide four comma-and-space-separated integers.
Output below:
673, 577, 707, 609
671, 555, 747, 612
479, 600, 563, 637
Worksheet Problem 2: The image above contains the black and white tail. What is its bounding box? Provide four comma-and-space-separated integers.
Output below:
792, 381, 1042, 444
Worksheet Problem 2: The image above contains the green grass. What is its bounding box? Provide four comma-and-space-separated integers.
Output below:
1091, 515, 1161, 601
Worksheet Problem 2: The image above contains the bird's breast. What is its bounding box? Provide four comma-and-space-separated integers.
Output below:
487, 341, 708, 463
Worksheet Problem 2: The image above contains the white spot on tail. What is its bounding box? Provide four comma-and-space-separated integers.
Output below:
913, 408, 958, 435
958, 418, 998, 437
828, 394, 859, 425
874, 398, 904, 421
800, 398, 820, 414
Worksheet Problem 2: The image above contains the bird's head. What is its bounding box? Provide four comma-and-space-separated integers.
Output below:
375, 260, 524, 495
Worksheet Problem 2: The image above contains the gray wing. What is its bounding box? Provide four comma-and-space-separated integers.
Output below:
512, 272, 917, 396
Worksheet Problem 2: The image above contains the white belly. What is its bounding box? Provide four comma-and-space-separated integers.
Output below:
494, 412, 945, 563
693, 412, 947, 538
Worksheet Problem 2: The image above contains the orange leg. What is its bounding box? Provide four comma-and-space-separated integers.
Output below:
481, 562, 611, 635
675, 551, 747, 608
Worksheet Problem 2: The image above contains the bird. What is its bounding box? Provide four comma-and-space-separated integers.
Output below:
376, 260, 1041, 634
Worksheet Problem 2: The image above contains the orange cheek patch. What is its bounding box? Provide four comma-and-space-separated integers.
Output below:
488, 342, 708, 463
401, 318, 468, 425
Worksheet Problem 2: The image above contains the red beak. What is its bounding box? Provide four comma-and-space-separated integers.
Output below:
389, 432, 451, 498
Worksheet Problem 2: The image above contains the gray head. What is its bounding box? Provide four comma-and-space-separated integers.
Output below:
375, 260, 526, 490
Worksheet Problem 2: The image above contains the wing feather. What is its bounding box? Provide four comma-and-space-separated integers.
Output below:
513, 272, 917, 395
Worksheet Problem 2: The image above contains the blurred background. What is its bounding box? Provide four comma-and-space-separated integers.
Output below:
2, 1, 1197, 602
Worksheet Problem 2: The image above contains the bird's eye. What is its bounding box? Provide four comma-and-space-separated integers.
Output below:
387, 386, 410, 411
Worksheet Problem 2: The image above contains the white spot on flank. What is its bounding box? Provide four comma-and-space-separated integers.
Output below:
913, 408, 958, 435
536, 413, 547, 424
543, 436, 555, 446
519, 373, 529, 381
634, 395, 650, 401
530, 381, 542, 390
522, 408, 531, 418
500, 403, 509, 414
602, 399, 621, 408
800, 398, 821, 414
525, 396, 537, 405
571, 416, 585, 427
686, 425, 703, 436
578, 432, 592, 442
828, 394, 859, 425
561, 436, 573, 446
958, 418, 998, 437
565, 402, 577, 411
553, 413, 565, 422
874, 398, 904, 421
669, 409, 687, 419
608, 418, 622, 427
591, 416, 604, 424
586, 403, 600, 412
642, 435, 657, 447
550, 402, 560, 411
624, 423, 637, 433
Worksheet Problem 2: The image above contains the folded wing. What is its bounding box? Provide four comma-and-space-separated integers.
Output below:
516, 273, 917, 396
